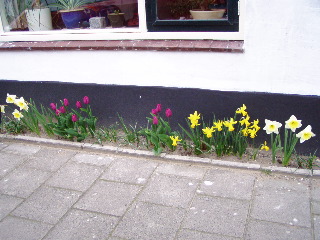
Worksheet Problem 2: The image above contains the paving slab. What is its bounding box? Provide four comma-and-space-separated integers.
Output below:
113, 201, 185, 240
182, 195, 250, 238
176, 228, 239, 240
23, 147, 76, 172
101, 157, 158, 185
0, 194, 24, 221
46, 162, 104, 192
139, 173, 198, 208
75, 180, 141, 216
200, 168, 256, 200
155, 163, 207, 179
0, 152, 27, 178
0, 167, 51, 198
2, 143, 41, 156
251, 178, 311, 227
314, 215, 320, 240
245, 219, 312, 240
313, 201, 320, 215
312, 179, 320, 201
43, 209, 119, 240
72, 152, 115, 166
0, 142, 8, 150
12, 186, 81, 224
0, 216, 52, 240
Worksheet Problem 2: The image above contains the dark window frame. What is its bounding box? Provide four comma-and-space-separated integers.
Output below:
145, 0, 239, 32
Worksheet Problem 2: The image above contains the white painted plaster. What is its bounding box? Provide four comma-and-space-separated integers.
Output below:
0, 0, 320, 96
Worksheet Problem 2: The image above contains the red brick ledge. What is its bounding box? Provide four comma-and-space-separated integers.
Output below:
0, 40, 244, 52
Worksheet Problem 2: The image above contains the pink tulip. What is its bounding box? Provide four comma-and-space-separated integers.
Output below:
165, 108, 172, 118
83, 96, 90, 104
72, 114, 78, 122
76, 101, 82, 109
50, 103, 56, 111
63, 98, 69, 106
55, 109, 60, 116
59, 106, 66, 114
151, 108, 158, 115
153, 116, 158, 125
156, 104, 162, 113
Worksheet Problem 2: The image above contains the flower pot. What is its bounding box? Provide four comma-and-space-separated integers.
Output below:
107, 13, 125, 28
25, 7, 53, 31
60, 9, 86, 29
190, 9, 225, 20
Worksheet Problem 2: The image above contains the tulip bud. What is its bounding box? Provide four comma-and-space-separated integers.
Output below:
156, 104, 162, 113
76, 101, 82, 109
59, 106, 66, 114
153, 116, 158, 125
165, 108, 172, 118
83, 96, 90, 104
63, 98, 69, 106
151, 108, 158, 115
50, 103, 56, 111
72, 114, 78, 122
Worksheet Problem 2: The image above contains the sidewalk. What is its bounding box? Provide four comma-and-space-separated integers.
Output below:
0, 139, 319, 240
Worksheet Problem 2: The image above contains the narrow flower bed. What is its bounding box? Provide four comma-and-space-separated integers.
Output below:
0, 93, 318, 172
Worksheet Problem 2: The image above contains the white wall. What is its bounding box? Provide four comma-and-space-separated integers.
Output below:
0, 0, 320, 96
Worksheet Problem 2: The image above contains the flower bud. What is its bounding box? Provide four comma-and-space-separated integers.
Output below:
76, 101, 82, 109
165, 108, 172, 118
72, 114, 78, 122
50, 103, 56, 111
63, 98, 69, 106
59, 106, 66, 114
83, 96, 90, 104
153, 116, 158, 125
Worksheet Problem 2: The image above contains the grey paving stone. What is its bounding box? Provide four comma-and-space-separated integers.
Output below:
0, 194, 24, 221
113, 201, 184, 240
2, 143, 41, 155
313, 201, 320, 215
0, 142, 8, 150
200, 169, 256, 200
251, 178, 311, 227
0, 167, 51, 198
0, 216, 52, 240
183, 195, 249, 238
245, 219, 312, 240
46, 162, 104, 192
312, 179, 320, 201
75, 180, 141, 216
72, 153, 115, 166
43, 209, 119, 240
0, 152, 27, 178
314, 215, 320, 240
101, 157, 158, 185
12, 186, 81, 224
155, 163, 207, 179
177, 229, 238, 240
139, 173, 198, 208
24, 147, 76, 172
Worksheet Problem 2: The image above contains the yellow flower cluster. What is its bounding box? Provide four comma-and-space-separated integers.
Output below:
170, 136, 181, 146
5, 93, 29, 121
188, 111, 200, 128
236, 105, 260, 139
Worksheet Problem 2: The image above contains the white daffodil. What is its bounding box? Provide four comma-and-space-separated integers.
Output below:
296, 125, 315, 143
285, 115, 302, 132
6, 93, 16, 103
263, 119, 282, 134
14, 97, 29, 111
0, 105, 5, 113
12, 109, 23, 120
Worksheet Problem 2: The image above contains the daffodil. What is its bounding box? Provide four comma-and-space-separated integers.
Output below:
296, 125, 316, 143
263, 119, 282, 134
14, 97, 29, 111
250, 119, 260, 131
12, 109, 23, 120
236, 104, 247, 116
239, 115, 250, 127
247, 128, 257, 138
188, 111, 200, 128
224, 118, 237, 131
285, 115, 302, 132
213, 121, 223, 131
242, 128, 249, 136
260, 141, 269, 151
0, 105, 5, 113
202, 126, 215, 138
6, 93, 16, 103
170, 136, 182, 146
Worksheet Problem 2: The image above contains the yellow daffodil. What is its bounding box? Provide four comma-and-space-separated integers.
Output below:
263, 119, 282, 134
247, 128, 257, 138
242, 128, 249, 136
0, 105, 5, 113
296, 125, 315, 143
202, 126, 215, 138
240, 115, 250, 127
14, 97, 29, 111
285, 115, 302, 132
6, 93, 16, 103
260, 141, 269, 151
188, 111, 200, 128
213, 121, 223, 131
224, 118, 237, 132
170, 136, 182, 146
250, 119, 260, 131
12, 109, 23, 120
236, 104, 247, 116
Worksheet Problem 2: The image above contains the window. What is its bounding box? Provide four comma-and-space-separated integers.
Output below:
0, 0, 242, 41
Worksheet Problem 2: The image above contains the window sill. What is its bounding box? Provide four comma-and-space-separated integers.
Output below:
0, 40, 244, 53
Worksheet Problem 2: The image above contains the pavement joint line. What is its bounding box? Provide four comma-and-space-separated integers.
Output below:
0, 134, 319, 177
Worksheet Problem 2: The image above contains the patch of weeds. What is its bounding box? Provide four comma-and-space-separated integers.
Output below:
295, 151, 319, 175
118, 114, 140, 145
95, 126, 118, 144
261, 169, 272, 175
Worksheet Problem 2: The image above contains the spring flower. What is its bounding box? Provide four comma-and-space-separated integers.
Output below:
202, 127, 215, 138
83, 96, 90, 104
236, 104, 247, 116
260, 141, 269, 151
63, 98, 69, 106
14, 97, 28, 111
224, 118, 237, 132
71, 114, 78, 122
151, 108, 158, 115
240, 115, 251, 127
12, 109, 23, 120
285, 115, 302, 132
6, 94, 16, 103
213, 121, 223, 131
188, 111, 201, 128
76, 101, 82, 109
296, 125, 316, 143
0, 105, 5, 113
242, 128, 249, 136
170, 136, 181, 146
153, 116, 158, 125
59, 106, 66, 114
165, 108, 172, 118
250, 119, 260, 131
55, 110, 60, 116
263, 119, 282, 134
50, 103, 56, 111
156, 104, 162, 113
247, 128, 257, 138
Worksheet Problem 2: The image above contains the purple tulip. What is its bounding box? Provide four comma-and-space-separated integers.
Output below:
50, 103, 56, 111
156, 104, 162, 113
153, 116, 158, 125
83, 96, 90, 104
76, 101, 82, 109
71, 114, 78, 122
165, 108, 172, 118
63, 98, 69, 106
59, 106, 66, 114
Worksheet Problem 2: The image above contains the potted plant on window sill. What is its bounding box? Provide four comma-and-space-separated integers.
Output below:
49, 0, 89, 29
107, 10, 125, 28
25, 0, 53, 31
190, 0, 226, 20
